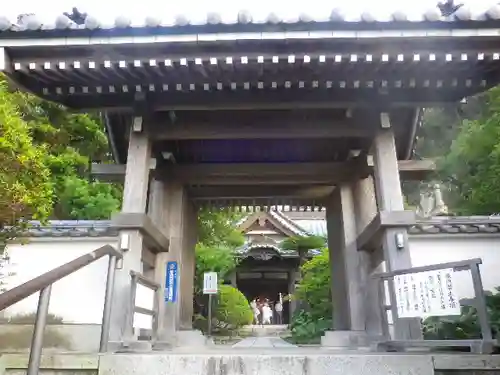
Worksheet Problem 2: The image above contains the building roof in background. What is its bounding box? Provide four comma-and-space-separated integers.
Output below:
2, 5, 500, 34
18, 214, 500, 239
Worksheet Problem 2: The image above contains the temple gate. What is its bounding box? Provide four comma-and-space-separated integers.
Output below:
1, 5, 499, 352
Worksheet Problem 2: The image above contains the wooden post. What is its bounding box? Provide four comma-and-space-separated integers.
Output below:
325, 184, 366, 331
148, 179, 172, 344
371, 113, 422, 340
108, 117, 151, 347
152, 181, 201, 346
351, 176, 386, 339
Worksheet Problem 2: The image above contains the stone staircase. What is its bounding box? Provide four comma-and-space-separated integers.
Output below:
239, 324, 289, 337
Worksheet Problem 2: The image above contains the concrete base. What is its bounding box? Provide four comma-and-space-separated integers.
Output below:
3, 351, 500, 375
108, 340, 153, 353
321, 331, 372, 349
99, 353, 433, 375
176, 330, 211, 347
153, 330, 212, 349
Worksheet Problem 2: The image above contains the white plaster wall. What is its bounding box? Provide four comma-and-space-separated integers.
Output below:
3, 238, 118, 324
408, 235, 500, 299
3, 234, 500, 325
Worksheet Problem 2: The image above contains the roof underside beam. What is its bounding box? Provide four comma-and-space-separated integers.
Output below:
147, 111, 375, 140
91, 159, 435, 184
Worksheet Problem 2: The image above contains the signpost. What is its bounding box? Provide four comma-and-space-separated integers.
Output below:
393, 268, 461, 319
203, 272, 218, 336
165, 261, 178, 303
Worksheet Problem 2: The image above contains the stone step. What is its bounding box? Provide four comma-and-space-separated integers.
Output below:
0, 352, 440, 375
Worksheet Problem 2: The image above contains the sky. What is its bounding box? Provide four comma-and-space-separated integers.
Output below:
3, 0, 499, 25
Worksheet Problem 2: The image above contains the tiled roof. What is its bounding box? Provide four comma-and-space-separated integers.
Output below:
408, 216, 500, 235
16, 216, 500, 239
22, 220, 117, 238
1, 6, 500, 33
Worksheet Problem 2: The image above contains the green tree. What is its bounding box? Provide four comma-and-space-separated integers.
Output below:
198, 208, 244, 247
440, 87, 500, 214
194, 244, 239, 297
0, 79, 53, 250
280, 235, 325, 266
289, 248, 332, 344
294, 248, 331, 319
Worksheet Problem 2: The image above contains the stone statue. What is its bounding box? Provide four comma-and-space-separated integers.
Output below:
416, 183, 449, 218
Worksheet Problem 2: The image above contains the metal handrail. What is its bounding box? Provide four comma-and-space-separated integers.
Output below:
0, 244, 122, 374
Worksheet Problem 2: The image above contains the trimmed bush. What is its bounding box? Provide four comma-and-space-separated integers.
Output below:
215, 285, 253, 330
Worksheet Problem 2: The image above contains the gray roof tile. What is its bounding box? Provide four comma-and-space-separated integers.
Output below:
14, 215, 500, 239
1, 6, 500, 33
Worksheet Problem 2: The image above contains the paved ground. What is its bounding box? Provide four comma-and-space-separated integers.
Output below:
232, 336, 297, 348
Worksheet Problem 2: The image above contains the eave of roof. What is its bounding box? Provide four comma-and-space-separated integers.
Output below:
1, 6, 500, 43
15, 215, 500, 239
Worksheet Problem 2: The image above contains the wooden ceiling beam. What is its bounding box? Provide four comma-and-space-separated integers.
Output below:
91, 159, 436, 183
189, 185, 335, 199
158, 159, 369, 185
148, 114, 373, 140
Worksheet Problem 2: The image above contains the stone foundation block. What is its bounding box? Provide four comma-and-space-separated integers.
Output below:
321, 330, 371, 348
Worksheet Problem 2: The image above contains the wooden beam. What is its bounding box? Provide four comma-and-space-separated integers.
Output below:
91, 159, 436, 183
148, 112, 374, 140
356, 210, 417, 251
159, 160, 369, 185
190, 185, 335, 199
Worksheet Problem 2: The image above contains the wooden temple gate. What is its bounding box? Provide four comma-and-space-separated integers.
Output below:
1, 5, 500, 349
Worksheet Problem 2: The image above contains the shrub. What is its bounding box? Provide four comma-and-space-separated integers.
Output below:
289, 310, 331, 344
289, 248, 332, 344
423, 287, 500, 340
294, 248, 332, 319
215, 285, 253, 331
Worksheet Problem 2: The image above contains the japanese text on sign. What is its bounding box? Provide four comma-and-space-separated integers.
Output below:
165, 261, 178, 303
203, 272, 218, 294
394, 268, 460, 318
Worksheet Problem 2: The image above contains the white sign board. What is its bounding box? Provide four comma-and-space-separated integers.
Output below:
394, 268, 461, 318
203, 272, 218, 294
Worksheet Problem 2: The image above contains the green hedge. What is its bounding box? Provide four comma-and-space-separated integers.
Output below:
216, 285, 253, 329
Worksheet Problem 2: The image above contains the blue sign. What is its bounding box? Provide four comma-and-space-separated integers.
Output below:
165, 261, 178, 303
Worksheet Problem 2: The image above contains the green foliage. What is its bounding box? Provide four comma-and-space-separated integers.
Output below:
439, 87, 500, 215
294, 248, 332, 319
193, 208, 242, 320
289, 248, 332, 344
280, 235, 325, 265
56, 176, 122, 220
0, 77, 121, 223
215, 285, 253, 330
0, 79, 53, 250
194, 244, 239, 296
423, 287, 500, 340
289, 310, 332, 344
198, 208, 244, 248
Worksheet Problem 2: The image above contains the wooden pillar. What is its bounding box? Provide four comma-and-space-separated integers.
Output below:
108, 118, 151, 345
164, 182, 198, 326
325, 184, 364, 331
228, 272, 237, 287
351, 176, 385, 338
372, 113, 422, 340
147, 179, 171, 342
151, 180, 201, 346
288, 269, 298, 319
